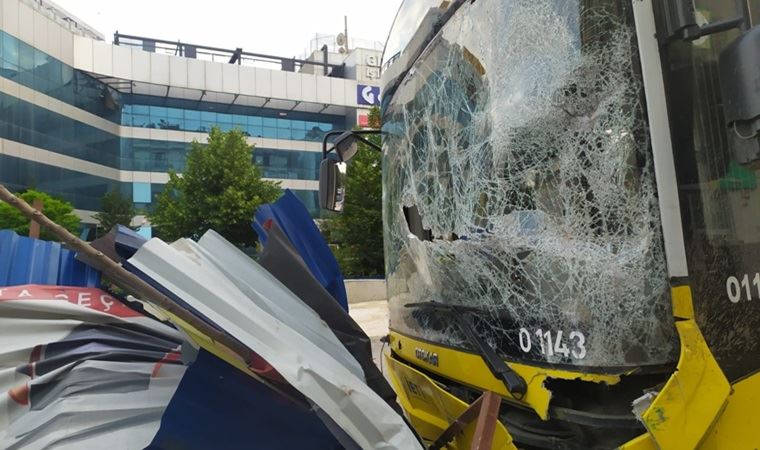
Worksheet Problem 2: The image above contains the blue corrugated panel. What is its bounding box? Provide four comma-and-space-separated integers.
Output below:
0, 230, 100, 287
253, 189, 349, 311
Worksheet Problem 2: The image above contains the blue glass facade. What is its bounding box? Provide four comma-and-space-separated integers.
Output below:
0, 30, 122, 122
0, 154, 122, 210
253, 149, 321, 180
0, 153, 321, 215
0, 29, 335, 217
0, 91, 323, 178
0, 29, 344, 141
0, 91, 123, 168
123, 100, 340, 142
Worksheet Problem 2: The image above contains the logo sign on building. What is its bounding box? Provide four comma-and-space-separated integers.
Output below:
365, 67, 380, 80
357, 85, 381, 106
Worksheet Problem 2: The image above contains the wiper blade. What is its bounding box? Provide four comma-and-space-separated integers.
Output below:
405, 301, 487, 314
405, 301, 528, 399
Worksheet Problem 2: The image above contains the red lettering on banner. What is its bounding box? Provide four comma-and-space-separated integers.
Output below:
0, 285, 142, 318
100, 295, 114, 312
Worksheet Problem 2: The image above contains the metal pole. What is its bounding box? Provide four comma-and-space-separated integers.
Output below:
0, 184, 305, 406
741, 0, 752, 29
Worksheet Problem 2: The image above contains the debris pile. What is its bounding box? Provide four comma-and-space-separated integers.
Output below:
0, 187, 422, 450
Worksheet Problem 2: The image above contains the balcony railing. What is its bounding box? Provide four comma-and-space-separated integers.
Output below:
113, 32, 346, 78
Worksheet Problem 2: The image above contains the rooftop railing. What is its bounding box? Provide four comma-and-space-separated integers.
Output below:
113, 32, 346, 78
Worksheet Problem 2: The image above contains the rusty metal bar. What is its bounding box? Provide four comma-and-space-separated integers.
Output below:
428, 395, 483, 450
429, 390, 502, 450
470, 391, 501, 450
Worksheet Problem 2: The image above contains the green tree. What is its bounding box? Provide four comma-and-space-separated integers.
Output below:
0, 189, 80, 240
323, 107, 384, 277
93, 189, 136, 235
150, 127, 281, 247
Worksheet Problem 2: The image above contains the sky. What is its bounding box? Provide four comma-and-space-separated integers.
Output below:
52, 0, 402, 58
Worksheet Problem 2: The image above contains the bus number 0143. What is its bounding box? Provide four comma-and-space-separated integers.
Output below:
518, 328, 586, 359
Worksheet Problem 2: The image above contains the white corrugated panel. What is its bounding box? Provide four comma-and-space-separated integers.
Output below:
128, 231, 423, 450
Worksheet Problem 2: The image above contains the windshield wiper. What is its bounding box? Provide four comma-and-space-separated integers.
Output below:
405, 301, 528, 399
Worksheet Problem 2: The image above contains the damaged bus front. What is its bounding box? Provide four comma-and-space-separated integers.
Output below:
381, 0, 675, 447
322, 0, 760, 448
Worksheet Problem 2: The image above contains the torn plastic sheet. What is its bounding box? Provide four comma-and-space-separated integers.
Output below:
0, 285, 185, 449
382, 0, 677, 369
0, 283, 349, 449
128, 232, 423, 450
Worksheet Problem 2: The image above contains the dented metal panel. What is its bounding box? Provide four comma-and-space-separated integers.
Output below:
382, 0, 677, 370
128, 232, 423, 450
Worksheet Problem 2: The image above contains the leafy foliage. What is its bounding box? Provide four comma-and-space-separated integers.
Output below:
150, 127, 281, 246
323, 107, 384, 277
0, 189, 80, 240
93, 189, 136, 235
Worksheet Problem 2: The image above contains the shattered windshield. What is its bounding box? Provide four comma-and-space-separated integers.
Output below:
382, 0, 677, 369
382, 0, 442, 70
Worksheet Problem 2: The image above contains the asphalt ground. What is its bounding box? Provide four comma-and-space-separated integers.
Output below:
348, 300, 389, 369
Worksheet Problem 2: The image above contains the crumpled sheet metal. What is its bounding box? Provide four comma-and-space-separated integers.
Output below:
253, 189, 349, 311
383, 0, 676, 368
190, 230, 363, 378
257, 223, 401, 414
128, 232, 422, 450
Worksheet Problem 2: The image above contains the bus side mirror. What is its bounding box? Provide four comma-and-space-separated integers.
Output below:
333, 131, 360, 162
719, 26, 760, 162
319, 158, 347, 212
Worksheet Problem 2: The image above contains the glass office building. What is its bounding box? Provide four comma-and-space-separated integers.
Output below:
0, 0, 382, 232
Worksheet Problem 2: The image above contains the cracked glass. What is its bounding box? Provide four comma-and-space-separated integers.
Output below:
382, 0, 678, 369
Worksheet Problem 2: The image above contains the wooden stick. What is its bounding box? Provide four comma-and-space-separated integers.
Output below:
0, 184, 303, 404
29, 198, 43, 239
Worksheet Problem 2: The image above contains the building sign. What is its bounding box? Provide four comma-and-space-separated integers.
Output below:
357, 85, 381, 106
365, 67, 380, 80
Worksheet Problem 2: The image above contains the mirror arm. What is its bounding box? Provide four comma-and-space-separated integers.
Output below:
351, 129, 381, 136
684, 16, 745, 41
322, 130, 346, 159
354, 134, 382, 152
663, 0, 750, 42
322, 129, 382, 158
